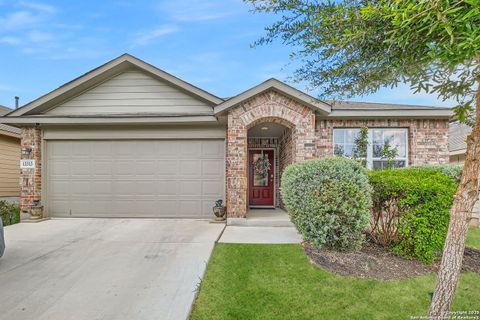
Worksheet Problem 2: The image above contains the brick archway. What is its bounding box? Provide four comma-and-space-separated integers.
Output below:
226, 90, 316, 218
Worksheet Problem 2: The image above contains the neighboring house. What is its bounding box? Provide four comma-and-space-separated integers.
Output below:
449, 121, 472, 164
449, 121, 479, 227
0, 54, 452, 221
0, 105, 20, 202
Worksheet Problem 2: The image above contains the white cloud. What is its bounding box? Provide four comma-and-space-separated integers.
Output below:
0, 82, 14, 91
0, 36, 22, 45
156, 0, 239, 22
28, 30, 54, 42
0, 11, 40, 30
132, 26, 179, 46
19, 1, 56, 14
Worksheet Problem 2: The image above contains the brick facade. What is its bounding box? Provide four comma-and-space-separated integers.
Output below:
20, 127, 42, 214
315, 119, 449, 165
278, 128, 294, 208
17, 108, 448, 220
226, 90, 316, 218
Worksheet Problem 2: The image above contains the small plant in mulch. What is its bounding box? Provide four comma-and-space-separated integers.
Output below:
303, 240, 480, 281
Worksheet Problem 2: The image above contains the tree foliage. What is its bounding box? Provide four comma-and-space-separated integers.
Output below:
245, 0, 480, 315
353, 126, 368, 166
246, 0, 480, 119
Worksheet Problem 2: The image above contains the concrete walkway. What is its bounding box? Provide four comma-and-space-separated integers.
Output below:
219, 226, 302, 244
221, 208, 302, 244
0, 219, 224, 320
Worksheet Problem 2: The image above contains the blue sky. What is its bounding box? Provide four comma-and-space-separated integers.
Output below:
0, 0, 453, 109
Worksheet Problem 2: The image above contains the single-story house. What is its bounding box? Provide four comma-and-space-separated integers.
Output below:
449, 121, 479, 227
0, 105, 20, 202
0, 54, 453, 221
449, 121, 472, 164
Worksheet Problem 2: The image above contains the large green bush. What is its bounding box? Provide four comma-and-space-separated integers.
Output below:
368, 169, 456, 263
281, 157, 372, 251
0, 200, 20, 226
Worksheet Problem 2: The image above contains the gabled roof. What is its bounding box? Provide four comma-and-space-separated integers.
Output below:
327, 100, 452, 119
331, 101, 445, 110
214, 78, 331, 115
0, 105, 21, 136
6, 54, 224, 117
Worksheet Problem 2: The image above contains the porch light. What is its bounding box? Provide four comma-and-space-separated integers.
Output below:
261, 126, 269, 130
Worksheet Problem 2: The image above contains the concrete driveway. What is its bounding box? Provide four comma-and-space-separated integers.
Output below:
0, 219, 224, 320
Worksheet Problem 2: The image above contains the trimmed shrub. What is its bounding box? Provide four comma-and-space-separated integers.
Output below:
0, 200, 20, 226
411, 164, 463, 183
281, 157, 372, 251
368, 169, 456, 263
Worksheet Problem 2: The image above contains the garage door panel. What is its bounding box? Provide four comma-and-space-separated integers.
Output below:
135, 181, 158, 195
157, 180, 179, 195
50, 200, 70, 215
179, 200, 202, 216
155, 200, 178, 215
91, 141, 113, 157
69, 181, 92, 195
180, 141, 202, 157
202, 160, 224, 177
179, 181, 202, 195
202, 200, 217, 215
179, 160, 201, 176
202, 140, 224, 157
135, 160, 156, 175
157, 160, 178, 175
50, 181, 70, 195
49, 141, 72, 158
71, 143, 91, 158
202, 181, 223, 196
71, 160, 91, 176
154, 141, 179, 157
91, 181, 112, 195
115, 160, 135, 175
47, 139, 224, 218
92, 161, 113, 176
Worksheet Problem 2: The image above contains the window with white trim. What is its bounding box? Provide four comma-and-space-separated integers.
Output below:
333, 128, 408, 169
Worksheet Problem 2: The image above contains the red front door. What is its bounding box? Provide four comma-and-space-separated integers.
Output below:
249, 149, 274, 206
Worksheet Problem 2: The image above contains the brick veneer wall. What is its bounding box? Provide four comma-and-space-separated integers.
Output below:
278, 128, 294, 209
20, 127, 42, 213
226, 90, 316, 218
315, 119, 449, 165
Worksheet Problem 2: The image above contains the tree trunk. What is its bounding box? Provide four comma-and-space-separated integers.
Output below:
429, 83, 480, 317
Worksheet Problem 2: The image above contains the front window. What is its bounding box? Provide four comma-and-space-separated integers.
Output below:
333, 128, 408, 169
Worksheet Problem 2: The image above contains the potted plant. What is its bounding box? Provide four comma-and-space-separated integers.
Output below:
213, 199, 226, 221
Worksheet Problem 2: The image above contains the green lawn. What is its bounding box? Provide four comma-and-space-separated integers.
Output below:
467, 227, 480, 249
191, 244, 480, 320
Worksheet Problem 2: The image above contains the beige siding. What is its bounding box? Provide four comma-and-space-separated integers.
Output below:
45, 70, 213, 116
0, 135, 20, 196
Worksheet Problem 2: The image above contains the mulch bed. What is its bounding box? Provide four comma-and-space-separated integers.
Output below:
303, 241, 480, 280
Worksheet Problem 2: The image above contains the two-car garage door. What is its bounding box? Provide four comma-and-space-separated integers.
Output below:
46, 140, 225, 218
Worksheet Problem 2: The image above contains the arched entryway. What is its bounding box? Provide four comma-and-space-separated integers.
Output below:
226, 90, 316, 218
247, 119, 294, 209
